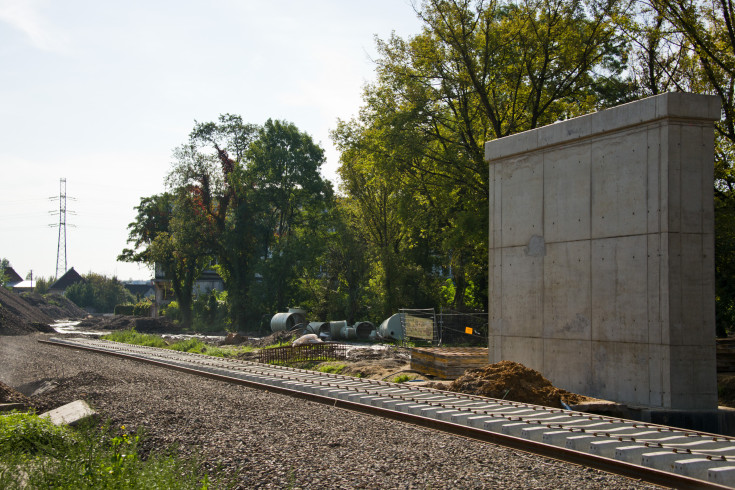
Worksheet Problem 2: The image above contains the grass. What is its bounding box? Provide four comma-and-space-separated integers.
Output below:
0, 412, 210, 489
101, 328, 256, 358
314, 362, 347, 374
101, 329, 168, 348
390, 374, 416, 383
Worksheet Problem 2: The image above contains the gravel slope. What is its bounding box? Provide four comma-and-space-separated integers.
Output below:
0, 334, 661, 489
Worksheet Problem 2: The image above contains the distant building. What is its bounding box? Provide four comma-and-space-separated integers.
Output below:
151, 263, 224, 318
2, 266, 23, 286
123, 280, 155, 301
48, 267, 84, 295
10, 280, 35, 293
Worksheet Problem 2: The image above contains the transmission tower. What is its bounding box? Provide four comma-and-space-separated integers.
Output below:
49, 178, 74, 280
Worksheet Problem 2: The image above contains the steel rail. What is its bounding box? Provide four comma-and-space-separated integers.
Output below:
39, 337, 733, 489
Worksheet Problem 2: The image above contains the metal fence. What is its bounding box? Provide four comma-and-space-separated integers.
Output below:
438, 309, 488, 346
400, 308, 438, 344
258, 343, 347, 364
396, 308, 487, 346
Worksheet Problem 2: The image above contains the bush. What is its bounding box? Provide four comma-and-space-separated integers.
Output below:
192, 290, 230, 332
161, 301, 180, 322
168, 338, 206, 353
0, 412, 76, 456
114, 300, 152, 317
101, 329, 168, 348
66, 274, 135, 313
0, 413, 210, 489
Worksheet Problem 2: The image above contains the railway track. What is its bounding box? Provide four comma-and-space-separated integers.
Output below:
42, 337, 735, 489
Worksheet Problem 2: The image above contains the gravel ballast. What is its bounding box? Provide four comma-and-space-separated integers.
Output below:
0, 334, 661, 489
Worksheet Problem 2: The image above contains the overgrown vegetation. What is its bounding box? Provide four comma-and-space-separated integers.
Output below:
101, 328, 255, 357
390, 374, 416, 384
315, 362, 347, 374
0, 412, 210, 489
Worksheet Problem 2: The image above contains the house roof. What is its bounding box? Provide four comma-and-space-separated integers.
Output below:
2, 267, 23, 284
11, 280, 35, 290
49, 267, 84, 290
124, 282, 155, 296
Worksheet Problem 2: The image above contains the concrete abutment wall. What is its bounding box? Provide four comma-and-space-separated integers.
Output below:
485, 92, 721, 410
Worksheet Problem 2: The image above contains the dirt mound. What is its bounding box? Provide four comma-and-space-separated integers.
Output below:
20, 292, 87, 319
0, 287, 53, 335
444, 360, 592, 409
341, 359, 411, 380
75, 315, 179, 332
245, 329, 300, 347
0, 380, 31, 405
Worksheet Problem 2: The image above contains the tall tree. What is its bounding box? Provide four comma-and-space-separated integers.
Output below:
118, 192, 209, 327
334, 0, 625, 313
245, 119, 333, 316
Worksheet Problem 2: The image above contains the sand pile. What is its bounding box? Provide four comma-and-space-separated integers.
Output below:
445, 360, 592, 408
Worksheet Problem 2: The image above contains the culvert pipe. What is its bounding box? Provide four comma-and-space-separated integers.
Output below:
306, 322, 331, 338
329, 320, 347, 339
378, 313, 403, 340
353, 321, 375, 341
270, 311, 307, 332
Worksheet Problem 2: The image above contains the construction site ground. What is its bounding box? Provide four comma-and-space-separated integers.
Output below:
1, 288, 734, 411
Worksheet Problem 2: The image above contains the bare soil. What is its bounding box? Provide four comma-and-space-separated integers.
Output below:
0, 287, 54, 335
428, 360, 596, 408
74, 315, 178, 333
0, 380, 31, 405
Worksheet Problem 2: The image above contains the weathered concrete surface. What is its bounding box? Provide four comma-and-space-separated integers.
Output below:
40, 399, 98, 426
486, 92, 721, 410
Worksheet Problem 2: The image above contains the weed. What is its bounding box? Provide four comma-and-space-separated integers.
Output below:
101, 329, 168, 348
0, 414, 210, 488
315, 362, 346, 374
169, 338, 207, 353
391, 374, 415, 383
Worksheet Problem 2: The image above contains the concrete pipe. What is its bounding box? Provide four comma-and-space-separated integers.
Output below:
378, 313, 403, 340
353, 321, 375, 341
270, 311, 306, 332
329, 320, 347, 339
339, 325, 357, 340
306, 322, 331, 338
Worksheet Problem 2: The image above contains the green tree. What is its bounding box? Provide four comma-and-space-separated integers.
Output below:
620, 0, 734, 334
333, 0, 626, 316
245, 119, 334, 318
65, 274, 134, 313
0, 258, 10, 287
119, 192, 209, 328
172, 115, 260, 329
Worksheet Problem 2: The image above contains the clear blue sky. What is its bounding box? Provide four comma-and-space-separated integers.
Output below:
0, 0, 424, 281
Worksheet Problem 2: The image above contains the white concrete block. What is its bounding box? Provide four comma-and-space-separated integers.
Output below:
590, 130, 648, 238
486, 93, 719, 410
499, 153, 544, 247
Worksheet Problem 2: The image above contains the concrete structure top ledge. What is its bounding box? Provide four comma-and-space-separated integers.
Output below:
484, 92, 721, 161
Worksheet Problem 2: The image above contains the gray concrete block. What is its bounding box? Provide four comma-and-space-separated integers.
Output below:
40, 400, 97, 426
486, 92, 720, 410
708, 467, 735, 486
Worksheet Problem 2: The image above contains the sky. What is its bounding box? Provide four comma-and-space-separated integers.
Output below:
0, 0, 424, 282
